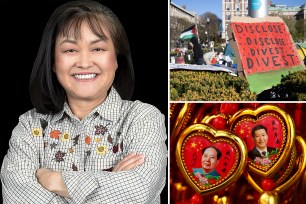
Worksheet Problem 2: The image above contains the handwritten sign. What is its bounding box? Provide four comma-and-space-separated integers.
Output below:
232, 22, 300, 74
228, 16, 305, 93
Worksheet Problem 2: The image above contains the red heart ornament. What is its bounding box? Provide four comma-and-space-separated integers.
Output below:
229, 105, 295, 177
244, 136, 306, 194
247, 145, 296, 188
176, 123, 247, 195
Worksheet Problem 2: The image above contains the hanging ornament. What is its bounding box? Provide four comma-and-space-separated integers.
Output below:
176, 123, 247, 195
220, 103, 239, 115
212, 116, 227, 129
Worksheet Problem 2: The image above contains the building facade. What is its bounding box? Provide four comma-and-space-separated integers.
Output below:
170, 1, 196, 25
221, 0, 306, 41
269, 4, 306, 20
222, 0, 248, 41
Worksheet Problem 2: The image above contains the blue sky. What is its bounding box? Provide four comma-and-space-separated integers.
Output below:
171, 0, 306, 19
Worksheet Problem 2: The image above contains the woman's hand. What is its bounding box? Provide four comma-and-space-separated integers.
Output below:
36, 168, 71, 198
112, 152, 145, 172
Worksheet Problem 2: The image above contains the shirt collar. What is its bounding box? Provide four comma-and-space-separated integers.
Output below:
94, 86, 123, 122
256, 147, 267, 154
51, 86, 123, 123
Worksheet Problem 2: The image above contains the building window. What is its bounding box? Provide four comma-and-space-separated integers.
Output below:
226, 4, 231, 10
235, 3, 240, 11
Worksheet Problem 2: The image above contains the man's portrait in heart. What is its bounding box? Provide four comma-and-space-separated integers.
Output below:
182, 133, 239, 188
233, 114, 285, 167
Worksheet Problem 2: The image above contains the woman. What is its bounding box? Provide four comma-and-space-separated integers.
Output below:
1, 1, 167, 203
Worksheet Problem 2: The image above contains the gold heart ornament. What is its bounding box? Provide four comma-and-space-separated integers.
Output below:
228, 105, 295, 177
244, 136, 306, 194
175, 123, 247, 195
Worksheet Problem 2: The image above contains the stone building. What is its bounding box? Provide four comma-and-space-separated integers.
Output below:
221, 0, 306, 41
170, 1, 196, 25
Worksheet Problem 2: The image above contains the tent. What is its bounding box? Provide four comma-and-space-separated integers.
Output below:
224, 43, 235, 59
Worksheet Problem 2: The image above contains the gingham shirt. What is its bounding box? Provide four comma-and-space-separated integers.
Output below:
1, 87, 167, 204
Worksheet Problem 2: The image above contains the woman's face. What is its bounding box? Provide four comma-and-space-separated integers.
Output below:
54, 22, 117, 104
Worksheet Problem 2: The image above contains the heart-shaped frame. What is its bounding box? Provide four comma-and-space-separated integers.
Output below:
248, 145, 296, 187
244, 136, 306, 194
228, 105, 295, 177
176, 123, 247, 195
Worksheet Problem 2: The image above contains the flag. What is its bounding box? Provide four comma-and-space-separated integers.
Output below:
180, 25, 197, 40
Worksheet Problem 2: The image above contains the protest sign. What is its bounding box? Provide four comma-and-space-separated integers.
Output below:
227, 16, 305, 93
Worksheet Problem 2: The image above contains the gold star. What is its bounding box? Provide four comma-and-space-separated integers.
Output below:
239, 129, 245, 134
191, 142, 197, 148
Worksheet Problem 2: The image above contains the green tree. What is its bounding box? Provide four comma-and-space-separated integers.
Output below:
295, 19, 305, 42
200, 12, 221, 43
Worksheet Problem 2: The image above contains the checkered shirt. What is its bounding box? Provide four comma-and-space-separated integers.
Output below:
1, 87, 167, 204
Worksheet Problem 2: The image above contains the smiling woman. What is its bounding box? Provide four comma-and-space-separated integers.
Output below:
0, 1, 168, 203
53, 22, 119, 119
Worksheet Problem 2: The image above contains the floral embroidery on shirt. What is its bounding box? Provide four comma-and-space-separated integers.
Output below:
73, 135, 80, 146
94, 124, 109, 135
85, 135, 91, 145
53, 150, 66, 162
44, 142, 48, 148
50, 142, 58, 150
72, 163, 78, 171
68, 147, 74, 153
32, 128, 42, 137
50, 130, 61, 140
85, 150, 91, 156
95, 138, 102, 143
61, 133, 70, 142
107, 135, 113, 144
96, 145, 108, 155
113, 144, 119, 153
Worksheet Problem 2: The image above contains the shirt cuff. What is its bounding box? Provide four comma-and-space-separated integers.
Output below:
61, 171, 98, 203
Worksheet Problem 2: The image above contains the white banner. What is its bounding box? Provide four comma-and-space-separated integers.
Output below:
169, 63, 238, 76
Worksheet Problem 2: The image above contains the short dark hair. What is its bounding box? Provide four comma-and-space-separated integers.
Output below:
29, 0, 134, 114
202, 146, 222, 160
251, 125, 267, 137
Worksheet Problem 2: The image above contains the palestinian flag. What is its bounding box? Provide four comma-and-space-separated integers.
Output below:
180, 25, 197, 40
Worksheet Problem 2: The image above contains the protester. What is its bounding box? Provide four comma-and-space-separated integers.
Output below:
190, 36, 204, 65
203, 48, 222, 65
